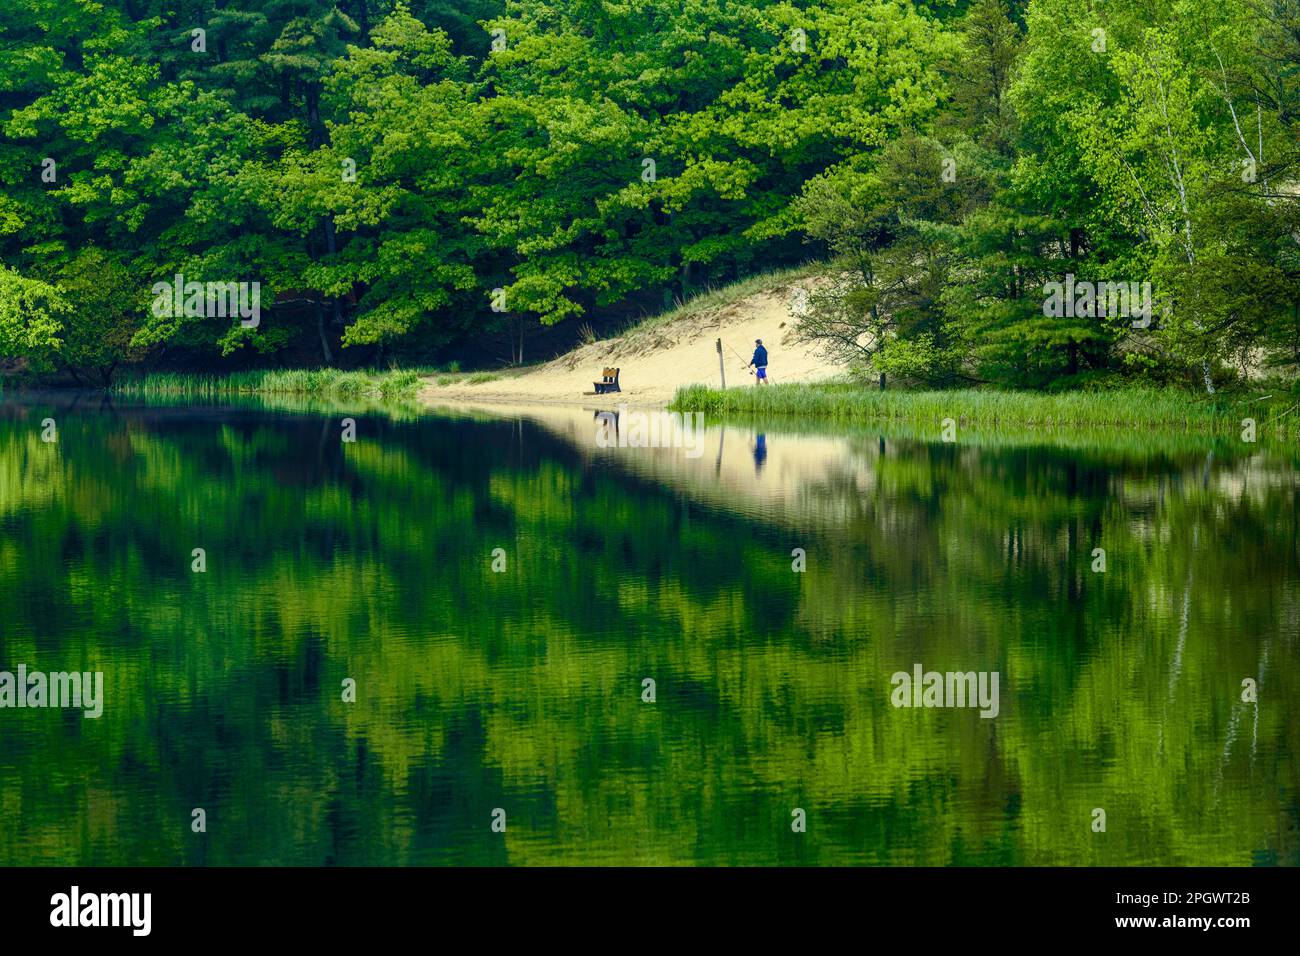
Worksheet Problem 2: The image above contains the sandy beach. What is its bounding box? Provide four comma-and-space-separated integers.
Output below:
420, 278, 848, 408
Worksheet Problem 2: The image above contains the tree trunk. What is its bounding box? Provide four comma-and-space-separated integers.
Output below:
323, 218, 345, 330
315, 298, 333, 364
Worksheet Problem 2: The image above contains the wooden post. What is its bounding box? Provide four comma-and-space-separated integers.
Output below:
716, 338, 726, 389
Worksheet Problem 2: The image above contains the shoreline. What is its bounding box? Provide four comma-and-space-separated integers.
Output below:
419, 386, 672, 411
22, 371, 1296, 443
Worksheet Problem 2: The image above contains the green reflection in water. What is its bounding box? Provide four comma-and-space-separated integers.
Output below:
0, 394, 1296, 866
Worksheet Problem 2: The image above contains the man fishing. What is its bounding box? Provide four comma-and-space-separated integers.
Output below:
748, 339, 769, 385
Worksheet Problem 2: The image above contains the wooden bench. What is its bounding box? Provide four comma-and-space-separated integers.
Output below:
593, 367, 621, 394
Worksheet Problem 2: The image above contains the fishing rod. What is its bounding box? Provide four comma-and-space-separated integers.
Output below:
721, 340, 756, 375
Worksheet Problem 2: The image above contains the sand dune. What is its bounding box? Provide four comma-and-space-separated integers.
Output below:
421, 277, 847, 408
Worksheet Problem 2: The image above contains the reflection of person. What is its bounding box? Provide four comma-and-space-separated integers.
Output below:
749, 339, 769, 384
594, 409, 618, 447
752, 433, 767, 474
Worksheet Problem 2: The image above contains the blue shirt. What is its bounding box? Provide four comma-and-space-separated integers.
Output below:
752, 346, 768, 367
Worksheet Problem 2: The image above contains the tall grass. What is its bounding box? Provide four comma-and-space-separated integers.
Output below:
114, 368, 423, 401
670, 382, 1300, 437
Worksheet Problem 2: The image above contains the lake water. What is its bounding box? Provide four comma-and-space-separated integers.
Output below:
1, 394, 1296, 865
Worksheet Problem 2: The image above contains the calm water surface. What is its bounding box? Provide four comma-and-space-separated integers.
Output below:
1, 394, 1297, 865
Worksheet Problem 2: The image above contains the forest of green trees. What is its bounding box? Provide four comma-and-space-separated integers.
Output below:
1, 1, 1297, 391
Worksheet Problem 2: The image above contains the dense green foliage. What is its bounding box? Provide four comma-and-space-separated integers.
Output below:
797, 0, 1300, 393
1, 1, 1297, 390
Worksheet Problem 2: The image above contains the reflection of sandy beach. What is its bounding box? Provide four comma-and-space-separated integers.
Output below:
424, 400, 1295, 530
428, 400, 880, 525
